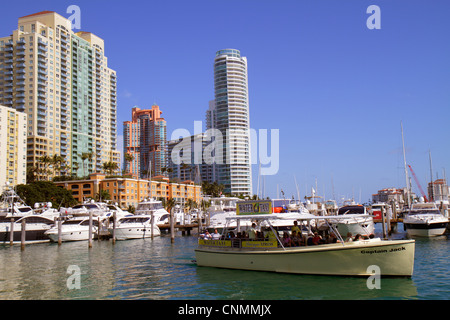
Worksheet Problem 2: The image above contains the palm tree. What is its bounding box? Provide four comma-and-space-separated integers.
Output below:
124, 152, 134, 174
80, 152, 88, 177
39, 155, 52, 180
87, 151, 94, 174
102, 161, 119, 176
165, 197, 176, 214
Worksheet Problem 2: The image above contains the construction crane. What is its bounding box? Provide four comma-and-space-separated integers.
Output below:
408, 165, 428, 202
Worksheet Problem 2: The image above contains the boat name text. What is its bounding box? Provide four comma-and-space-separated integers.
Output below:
361, 247, 406, 254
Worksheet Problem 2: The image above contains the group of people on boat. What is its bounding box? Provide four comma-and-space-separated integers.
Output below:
199, 220, 376, 247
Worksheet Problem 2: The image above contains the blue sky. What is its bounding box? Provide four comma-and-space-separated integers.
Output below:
2, 0, 450, 203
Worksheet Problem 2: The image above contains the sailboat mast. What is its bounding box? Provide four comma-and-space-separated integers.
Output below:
429, 150, 434, 202
401, 122, 410, 207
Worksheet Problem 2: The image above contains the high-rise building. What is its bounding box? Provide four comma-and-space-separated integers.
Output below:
0, 104, 27, 186
0, 11, 119, 179
210, 49, 252, 196
123, 105, 167, 178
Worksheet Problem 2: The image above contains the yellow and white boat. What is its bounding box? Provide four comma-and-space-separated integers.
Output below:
195, 201, 415, 277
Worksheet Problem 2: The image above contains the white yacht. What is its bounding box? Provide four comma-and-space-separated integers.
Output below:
0, 215, 56, 244
331, 204, 375, 237
0, 184, 59, 244
134, 198, 170, 227
45, 217, 99, 242
403, 202, 448, 237
66, 200, 109, 217
109, 215, 161, 240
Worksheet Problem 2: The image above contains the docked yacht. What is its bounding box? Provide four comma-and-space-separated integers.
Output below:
403, 202, 448, 237
134, 198, 170, 227
109, 215, 161, 240
66, 200, 109, 217
331, 204, 375, 237
45, 217, 99, 242
0, 184, 59, 243
0, 215, 56, 243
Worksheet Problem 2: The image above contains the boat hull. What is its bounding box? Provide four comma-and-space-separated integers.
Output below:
46, 229, 96, 242
335, 219, 375, 237
0, 226, 51, 243
195, 239, 415, 277
404, 222, 448, 237
109, 225, 161, 240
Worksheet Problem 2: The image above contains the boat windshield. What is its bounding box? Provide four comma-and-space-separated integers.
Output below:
120, 217, 150, 223
136, 203, 163, 211
410, 204, 440, 214
18, 207, 33, 213
337, 206, 365, 215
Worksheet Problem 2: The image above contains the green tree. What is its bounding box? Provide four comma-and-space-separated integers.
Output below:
16, 181, 77, 208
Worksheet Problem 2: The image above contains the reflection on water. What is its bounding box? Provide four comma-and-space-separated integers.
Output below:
0, 226, 448, 300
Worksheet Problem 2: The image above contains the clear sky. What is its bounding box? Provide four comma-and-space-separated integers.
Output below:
2, 0, 450, 203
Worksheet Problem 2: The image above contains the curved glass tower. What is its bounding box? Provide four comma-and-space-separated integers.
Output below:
212, 49, 252, 196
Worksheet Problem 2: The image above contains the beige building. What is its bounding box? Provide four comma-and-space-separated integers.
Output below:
0, 104, 27, 186
0, 11, 119, 180
55, 173, 203, 209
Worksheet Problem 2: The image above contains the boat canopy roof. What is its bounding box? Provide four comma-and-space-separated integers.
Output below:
226, 213, 372, 221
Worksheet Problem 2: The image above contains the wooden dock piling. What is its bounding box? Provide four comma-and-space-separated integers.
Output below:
88, 211, 93, 248
58, 217, 62, 245
21, 219, 26, 250
112, 212, 116, 244
9, 218, 14, 246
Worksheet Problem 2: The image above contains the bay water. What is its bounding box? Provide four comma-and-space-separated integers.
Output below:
0, 224, 448, 300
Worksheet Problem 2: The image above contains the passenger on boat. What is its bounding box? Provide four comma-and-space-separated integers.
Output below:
204, 230, 212, 239
211, 229, 221, 240
291, 231, 301, 246
265, 228, 277, 241
325, 232, 339, 244
345, 232, 353, 242
249, 223, 257, 240
353, 234, 363, 241
291, 221, 301, 234
312, 232, 322, 245
282, 232, 292, 247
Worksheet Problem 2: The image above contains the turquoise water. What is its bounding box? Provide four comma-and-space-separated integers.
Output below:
0, 225, 448, 300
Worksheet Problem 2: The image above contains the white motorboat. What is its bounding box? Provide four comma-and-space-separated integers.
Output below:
109, 215, 161, 240
0, 184, 59, 244
403, 202, 448, 237
331, 204, 375, 237
134, 198, 170, 227
66, 200, 109, 217
195, 214, 415, 277
45, 217, 99, 242
0, 215, 56, 244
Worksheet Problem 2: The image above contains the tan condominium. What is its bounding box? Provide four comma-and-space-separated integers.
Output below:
0, 11, 120, 181
0, 104, 27, 187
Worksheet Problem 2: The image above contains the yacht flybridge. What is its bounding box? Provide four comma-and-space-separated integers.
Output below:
195, 201, 415, 277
